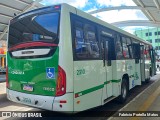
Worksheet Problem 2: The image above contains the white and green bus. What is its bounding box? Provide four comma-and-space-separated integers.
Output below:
6, 3, 156, 112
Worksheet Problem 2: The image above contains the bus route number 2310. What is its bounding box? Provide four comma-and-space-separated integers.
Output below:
77, 69, 85, 75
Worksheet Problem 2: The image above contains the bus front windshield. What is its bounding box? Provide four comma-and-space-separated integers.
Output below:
8, 12, 59, 48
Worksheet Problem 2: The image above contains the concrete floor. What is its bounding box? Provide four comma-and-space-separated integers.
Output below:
109, 74, 160, 120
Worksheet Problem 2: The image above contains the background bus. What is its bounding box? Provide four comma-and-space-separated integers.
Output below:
6, 3, 156, 112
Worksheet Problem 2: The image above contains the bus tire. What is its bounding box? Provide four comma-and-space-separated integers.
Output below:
117, 79, 128, 103
149, 67, 152, 77
145, 77, 150, 83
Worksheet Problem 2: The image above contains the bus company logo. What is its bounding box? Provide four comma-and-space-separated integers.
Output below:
46, 68, 55, 79
135, 72, 139, 80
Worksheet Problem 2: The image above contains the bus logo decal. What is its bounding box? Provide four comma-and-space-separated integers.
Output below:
46, 68, 55, 79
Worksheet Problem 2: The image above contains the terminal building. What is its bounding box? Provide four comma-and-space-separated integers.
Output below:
134, 28, 160, 51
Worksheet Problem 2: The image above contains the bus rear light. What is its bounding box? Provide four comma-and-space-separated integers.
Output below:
6, 66, 9, 88
56, 66, 66, 96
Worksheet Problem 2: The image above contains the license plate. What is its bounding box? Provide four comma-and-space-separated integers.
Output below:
22, 97, 31, 104
23, 84, 33, 91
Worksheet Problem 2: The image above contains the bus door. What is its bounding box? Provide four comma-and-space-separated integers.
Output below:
102, 36, 113, 98
150, 48, 156, 76
152, 49, 156, 75
132, 43, 141, 85
140, 45, 145, 82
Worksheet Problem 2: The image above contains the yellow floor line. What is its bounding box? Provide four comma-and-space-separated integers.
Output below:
130, 85, 160, 120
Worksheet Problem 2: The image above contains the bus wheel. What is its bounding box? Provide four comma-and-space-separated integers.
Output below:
117, 79, 128, 103
149, 67, 152, 77
145, 77, 150, 83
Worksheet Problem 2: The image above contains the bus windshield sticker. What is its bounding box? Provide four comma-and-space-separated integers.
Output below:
46, 68, 55, 79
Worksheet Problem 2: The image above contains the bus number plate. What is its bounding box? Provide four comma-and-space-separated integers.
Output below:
22, 97, 31, 104
23, 84, 33, 91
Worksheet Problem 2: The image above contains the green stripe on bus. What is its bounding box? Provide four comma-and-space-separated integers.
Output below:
111, 79, 121, 83
76, 84, 104, 97
104, 81, 110, 85
104, 79, 121, 84
75, 79, 121, 98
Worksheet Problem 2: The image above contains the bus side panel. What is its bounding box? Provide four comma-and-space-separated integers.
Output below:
112, 60, 139, 96
104, 59, 139, 99
111, 60, 120, 97
52, 5, 76, 111
134, 62, 141, 85
112, 59, 141, 93
145, 60, 151, 79
73, 61, 103, 111
127, 60, 137, 89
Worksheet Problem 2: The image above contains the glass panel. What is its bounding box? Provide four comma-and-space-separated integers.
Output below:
115, 36, 123, 59
126, 38, 133, 58
105, 41, 108, 60
9, 12, 59, 48
145, 45, 150, 59
122, 37, 129, 58
75, 21, 100, 59
34, 13, 59, 33
140, 45, 144, 59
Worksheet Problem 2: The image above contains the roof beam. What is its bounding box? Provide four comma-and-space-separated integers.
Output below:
0, 13, 13, 19
0, 0, 42, 40
0, 31, 7, 34
0, 23, 8, 26
14, 0, 30, 5
153, 0, 160, 9
21, 0, 42, 13
0, 27, 8, 40
137, 0, 144, 7
0, 3, 22, 12
136, 0, 156, 22
89, 6, 139, 14
88, 6, 159, 14
15, 0, 43, 8
111, 20, 160, 27
145, 10, 156, 22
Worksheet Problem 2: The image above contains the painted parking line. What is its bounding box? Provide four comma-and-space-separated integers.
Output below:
108, 75, 160, 120
130, 85, 160, 120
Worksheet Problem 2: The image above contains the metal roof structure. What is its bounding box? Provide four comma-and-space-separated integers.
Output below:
0, 0, 43, 41
89, 0, 160, 27
1, 0, 160, 41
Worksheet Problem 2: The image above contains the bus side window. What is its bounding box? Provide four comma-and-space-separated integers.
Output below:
149, 46, 154, 62
126, 38, 133, 58
75, 28, 89, 58
115, 35, 123, 59
132, 41, 140, 59
74, 21, 89, 58
144, 46, 150, 60
122, 37, 129, 59
74, 21, 100, 59
84, 24, 100, 59
85, 31, 99, 58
